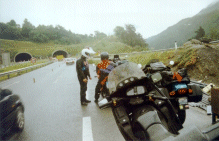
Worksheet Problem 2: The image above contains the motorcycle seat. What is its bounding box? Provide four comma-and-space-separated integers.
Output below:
136, 108, 173, 140
137, 110, 162, 130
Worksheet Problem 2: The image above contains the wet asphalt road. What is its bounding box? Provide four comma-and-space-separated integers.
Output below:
0, 61, 213, 141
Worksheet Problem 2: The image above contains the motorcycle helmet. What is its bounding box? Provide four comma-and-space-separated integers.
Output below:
101, 52, 109, 60
81, 47, 96, 58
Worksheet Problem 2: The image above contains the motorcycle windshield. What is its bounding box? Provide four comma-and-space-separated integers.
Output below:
108, 62, 146, 94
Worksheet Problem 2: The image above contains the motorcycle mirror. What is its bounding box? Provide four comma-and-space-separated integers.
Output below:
169, 61, 174, 66
151, 72, 162, 83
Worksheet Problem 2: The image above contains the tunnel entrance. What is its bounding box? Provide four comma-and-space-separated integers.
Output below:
14, 52, 32, 62
52, 50, 68, 58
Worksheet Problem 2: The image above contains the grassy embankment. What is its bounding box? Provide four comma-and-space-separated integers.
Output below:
0, 37, 148, 65
125, 47, 198, 69
0, 37, 148, 58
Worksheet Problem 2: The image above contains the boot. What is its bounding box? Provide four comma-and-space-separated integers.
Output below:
94, 99, 99, 103
85, 99, 91, 103
81, 101, 88, 105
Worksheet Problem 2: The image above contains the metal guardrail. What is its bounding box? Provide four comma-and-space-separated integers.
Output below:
1, 61, 31, 69
0, 61, 53, 79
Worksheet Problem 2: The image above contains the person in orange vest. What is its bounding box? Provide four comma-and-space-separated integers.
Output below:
94, 52, 116, 103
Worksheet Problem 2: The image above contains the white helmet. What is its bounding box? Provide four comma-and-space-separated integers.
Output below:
81, 47, 96, 58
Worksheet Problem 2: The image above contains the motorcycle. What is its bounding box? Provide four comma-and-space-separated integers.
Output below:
99, 62, 219, 141
142, 60, 203, 124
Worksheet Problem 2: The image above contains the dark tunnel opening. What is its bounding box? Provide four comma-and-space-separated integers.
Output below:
14, 53, 32, 62
52, 50, 68, 58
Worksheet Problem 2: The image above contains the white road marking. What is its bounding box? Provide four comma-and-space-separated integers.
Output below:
83, 117, 94, 141
2, 81, 20, 89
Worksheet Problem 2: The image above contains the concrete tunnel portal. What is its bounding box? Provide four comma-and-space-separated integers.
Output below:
14, 52, 32, 62
52, 50, 68, 58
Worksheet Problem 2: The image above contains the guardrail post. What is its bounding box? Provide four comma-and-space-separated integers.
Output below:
8, 74, 10, 79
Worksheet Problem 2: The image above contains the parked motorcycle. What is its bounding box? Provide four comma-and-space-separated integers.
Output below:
99, 62, 219, 141
142, 60, 203, 124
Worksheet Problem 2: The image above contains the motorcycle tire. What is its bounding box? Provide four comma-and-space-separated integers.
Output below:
132, 122, 148, 140
14, 106, 25, 132
178, 110, 186, 124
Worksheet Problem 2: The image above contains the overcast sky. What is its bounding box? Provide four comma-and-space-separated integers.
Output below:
0, 0, 218, 38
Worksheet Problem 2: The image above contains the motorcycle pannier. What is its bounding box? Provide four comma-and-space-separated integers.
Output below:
187, 84, 203, 102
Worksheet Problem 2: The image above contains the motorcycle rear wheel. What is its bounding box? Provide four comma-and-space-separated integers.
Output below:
178, 110, 186, 124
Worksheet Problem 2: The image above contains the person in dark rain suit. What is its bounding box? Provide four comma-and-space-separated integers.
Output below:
94, 52, 116, 103
76, 47, 95, 105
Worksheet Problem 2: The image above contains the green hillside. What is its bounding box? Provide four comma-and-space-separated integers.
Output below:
147, 1, 219, 50
0, 36, 148, 62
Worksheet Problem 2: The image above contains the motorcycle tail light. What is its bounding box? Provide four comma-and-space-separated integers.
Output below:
169, 91, 175, 96
188, 89, 193, 94
178, 88, 187, 95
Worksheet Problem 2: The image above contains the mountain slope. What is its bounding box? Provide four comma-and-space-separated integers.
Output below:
147, 1, 219, 50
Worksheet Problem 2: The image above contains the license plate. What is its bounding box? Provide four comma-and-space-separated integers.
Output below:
173, 83, 187, 91
178, 97, 188, 105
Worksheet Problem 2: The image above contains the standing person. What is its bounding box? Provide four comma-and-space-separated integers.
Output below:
94, 52, 116, 103
76, 47, 95, 105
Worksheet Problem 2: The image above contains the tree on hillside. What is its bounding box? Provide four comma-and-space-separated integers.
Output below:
114, 26, 126, 41
0, 22, 22, 40
7, 20, 16, 27
0, 19, 97, 45
114, 24, 148, 48
194, 26, 205, 39
210, 27, 219, 40
94, 31, 107, 39
21, 19, 35, 39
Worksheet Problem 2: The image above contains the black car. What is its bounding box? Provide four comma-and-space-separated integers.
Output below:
0, 89, 25, 140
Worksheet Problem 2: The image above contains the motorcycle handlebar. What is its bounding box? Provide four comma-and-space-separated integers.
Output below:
151, 95, 168, 100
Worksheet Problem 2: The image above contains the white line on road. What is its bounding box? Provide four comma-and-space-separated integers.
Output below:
83, 117, 94, 141
2, 81, 20, 89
